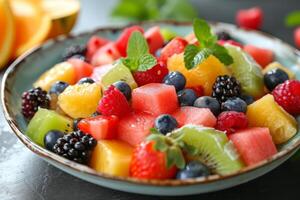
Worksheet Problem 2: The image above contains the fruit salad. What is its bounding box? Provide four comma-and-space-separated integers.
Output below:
21, 19, 300, 180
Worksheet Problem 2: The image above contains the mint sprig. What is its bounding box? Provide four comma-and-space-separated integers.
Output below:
184, 19, 233, 69
122, 31, 157, 72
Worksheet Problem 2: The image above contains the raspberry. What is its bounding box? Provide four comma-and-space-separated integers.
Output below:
236, 7, 263, 30
22, 87, 50, 119
97, 85, 131, 117
294, 27, 300, 48
216, 111, 248, 134
272, 80, 300, 115
133, 64, 169, 86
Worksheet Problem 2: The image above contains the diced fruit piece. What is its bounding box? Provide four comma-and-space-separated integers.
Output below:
78, 115, 118, 140
212, 75, 241, 103
294, 27, 300, 48
90, 140, 133, 177
185, 33, 197, 44
163, 71, 186, 91
86, 36, 110, 61
263, 62, 295, 79
243, 45, 274, 68
264, 68, 289, 91
115, 25, 144, 56
100, 61, 137, 89
160, 28, 177, 41
26, 108, 73, 147
194, 96, 220, 116
130, 140, 178, 179
272, 80, 300, 115
97, 85, 131, 117
216, 111, 248, 134
171, 125, 244, 175
44, 130, 64, 151
132, 83, 178, 116
177, 89, 197, 106
144, 26, 164, 54
67, 58, 93, 82
133, 63, 169, 86
117, 112, 156, 146
90, 64, 113, 84
34, 62, 76, 91
246, 94, 297, 144
91, 42, 121, 66
58, 83, 102, 118
225, 44, 264, 98
167, 54, 230, 95
236, 7, 263, 30
154, 114, 178, 135
222, 97, 247, 113
160, 37, 188, 64
176, 160, 210, 179
229, 128, 277, 166
172, 106, 217, 127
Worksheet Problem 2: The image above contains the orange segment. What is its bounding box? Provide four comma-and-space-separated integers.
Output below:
167, 53, 231, 95
0, 0, 15, 68
9, 0, 51, 57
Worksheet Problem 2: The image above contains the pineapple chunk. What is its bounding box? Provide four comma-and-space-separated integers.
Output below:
246, 94, 297, 144
263, 62, 295, 79
89, 140, 133, 177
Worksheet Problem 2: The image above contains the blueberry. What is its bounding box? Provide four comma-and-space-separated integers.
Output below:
264, 68, 289, 91
163, 71, 186, 91
49, 81, 69, 95
73, 118, 82, 131
44, 130, 64, 151
177, 89, 197, 106
113, 81, 132, 100
176, 161, 210, 179
194, 96, 220, 116
240, 94, 254, 105
222, 97, 247, 113
154, 114, 178, 134
78, 77, 95, 84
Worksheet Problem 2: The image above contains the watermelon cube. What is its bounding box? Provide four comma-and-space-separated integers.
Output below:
68, 58, 93, 82
78, 115, 118, 140
86, 36, 110, 61
132, 83, 178, 116
229, 127, 277, 166
172, 106, 217, 127
144, 26, 164, 54
91, 42, 121, 66
118, 112, 156, 146
159, 37, 188, 64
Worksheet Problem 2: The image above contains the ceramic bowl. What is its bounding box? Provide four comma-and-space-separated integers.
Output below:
2, 21, 300, 196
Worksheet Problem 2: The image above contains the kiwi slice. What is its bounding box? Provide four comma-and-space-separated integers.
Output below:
171, 125, 244, 175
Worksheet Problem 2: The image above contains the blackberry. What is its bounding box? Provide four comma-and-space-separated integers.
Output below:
216, 31, 232, 41
212, 75, 241, 103
62, 45, 87, 61
53, 130, 97, 164
22, 87, 50, 119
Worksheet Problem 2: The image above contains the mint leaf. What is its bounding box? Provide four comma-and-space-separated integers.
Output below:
193, 19, 217, 47
192, 48, 212, 68
126, 31, 149, 58
211, 44, 233, 65
184, 44, 200, 69
138, 54, 157, 71
285, 11, 300, 27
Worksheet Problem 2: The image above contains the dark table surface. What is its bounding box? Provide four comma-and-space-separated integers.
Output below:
1, 0, 300, 199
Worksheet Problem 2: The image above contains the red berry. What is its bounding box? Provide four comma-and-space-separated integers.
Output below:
236, 7, 263, 30
97, 85, 131, 117
133, 64, 169, 86
243, 45, 273, 68
294, 27, 300, 48
185, 85, 204, 97
216, 111, 248, 134
86, 36, 110, 61
218, 40, 243, 48
272, 80, 300, 115
159, 37, 188, 64
130, 141, 177, 179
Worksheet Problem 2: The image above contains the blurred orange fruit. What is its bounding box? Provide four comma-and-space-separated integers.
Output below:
0, 0, 15, 68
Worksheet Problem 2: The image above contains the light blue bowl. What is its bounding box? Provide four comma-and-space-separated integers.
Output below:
2, 21, 300, 196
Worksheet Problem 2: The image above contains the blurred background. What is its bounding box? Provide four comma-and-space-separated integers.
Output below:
1, 0, 300, 200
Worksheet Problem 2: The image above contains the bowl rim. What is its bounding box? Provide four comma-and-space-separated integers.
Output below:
2, 20, 300, 187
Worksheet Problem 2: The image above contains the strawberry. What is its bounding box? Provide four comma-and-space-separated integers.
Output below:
236, 7, 263, 30
216, 111, 248, 134
86, 36, 110, 61
78, 115, 119, 140
133, 63, 169, 86
115, 25, 144, 57
294, 27, 300, 48
130, 134, 185, 179
243, 45, 273, 67
97, 85, 131, 117
272, 80, 300, 115
218, 40, 243, 48
159, 37, 188, 64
